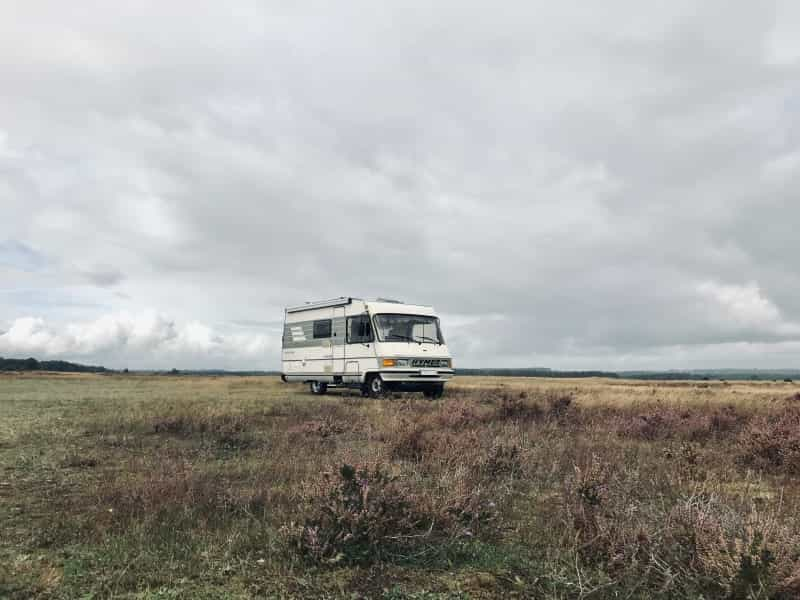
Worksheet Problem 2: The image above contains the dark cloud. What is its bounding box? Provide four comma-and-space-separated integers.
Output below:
79, 265, 125, 287
1, 1, 799, 369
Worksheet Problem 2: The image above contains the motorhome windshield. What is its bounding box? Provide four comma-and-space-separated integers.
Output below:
373, 314, 444, 344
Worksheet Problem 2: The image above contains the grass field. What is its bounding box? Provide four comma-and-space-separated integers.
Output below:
2, 373, 800, 599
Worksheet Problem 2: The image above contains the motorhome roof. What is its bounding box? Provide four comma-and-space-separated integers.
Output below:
365, 300, 435, 315
285, 297, 356, 313
285, 297, 434, 314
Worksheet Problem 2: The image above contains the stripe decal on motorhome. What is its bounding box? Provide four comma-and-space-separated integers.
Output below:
282, 317, 347, 349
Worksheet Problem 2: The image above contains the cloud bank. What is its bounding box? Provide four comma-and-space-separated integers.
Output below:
0, 312, 275, 370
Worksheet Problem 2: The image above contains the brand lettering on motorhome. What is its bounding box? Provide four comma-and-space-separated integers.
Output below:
411, 359, 450, 368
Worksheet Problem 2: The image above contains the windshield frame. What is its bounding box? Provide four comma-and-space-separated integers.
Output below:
371, 313, 445, 345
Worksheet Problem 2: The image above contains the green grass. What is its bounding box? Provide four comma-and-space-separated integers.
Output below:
1, 373, 800, 598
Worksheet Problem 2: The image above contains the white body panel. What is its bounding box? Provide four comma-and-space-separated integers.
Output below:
280, 298, 454, 388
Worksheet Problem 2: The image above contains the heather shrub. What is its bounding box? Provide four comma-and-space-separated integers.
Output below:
151, 412, 247, 437
493, 393, 543, 422
617, 410, 676, 441
60, 452, 99, 469
478, 439, 522, 479
289, 415, 346, 439
389, 419, 430, 462
98, 458, 267, 523
738, 408, 800, 474
708, 405, 744, 434
618, 405, 746, 442
565, 454, 618, 564
283, 463, 434, 564
422, 463, 504, 540
545, 392, 573, 422
435, 399, 487, 429
663, 498, 789, 598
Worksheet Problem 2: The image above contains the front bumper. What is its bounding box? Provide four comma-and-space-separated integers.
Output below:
379, 369, 455, 384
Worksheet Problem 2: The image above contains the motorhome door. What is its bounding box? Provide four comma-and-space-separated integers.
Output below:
332, 305, 346, 374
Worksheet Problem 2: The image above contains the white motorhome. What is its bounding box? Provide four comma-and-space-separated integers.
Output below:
281, 297, 454, 397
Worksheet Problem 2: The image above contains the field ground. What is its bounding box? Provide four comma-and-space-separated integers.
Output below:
2, 373, 800, 599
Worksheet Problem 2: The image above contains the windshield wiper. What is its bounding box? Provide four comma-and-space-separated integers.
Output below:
386, 334, 416, 343
416, 336, 440, 344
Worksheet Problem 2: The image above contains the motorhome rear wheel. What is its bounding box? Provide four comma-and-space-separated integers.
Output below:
309, 381, 327, 395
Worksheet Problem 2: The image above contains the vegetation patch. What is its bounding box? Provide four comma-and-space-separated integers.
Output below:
3, 374, 800, 598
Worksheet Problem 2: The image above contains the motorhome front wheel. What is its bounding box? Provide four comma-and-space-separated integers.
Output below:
367, 375, 384, 398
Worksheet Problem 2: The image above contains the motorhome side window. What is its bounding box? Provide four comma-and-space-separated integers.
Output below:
313, 319, 332, 339
346, 315, 373, 343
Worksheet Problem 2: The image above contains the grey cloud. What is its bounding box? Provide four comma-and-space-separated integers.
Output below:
78, 265, 125, 287
1, 1, 799, 369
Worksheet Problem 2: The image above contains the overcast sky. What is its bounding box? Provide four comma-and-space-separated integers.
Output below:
2, 1, 800, 370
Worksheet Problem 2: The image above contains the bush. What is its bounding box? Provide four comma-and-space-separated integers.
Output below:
389, 419, 430, 462
617, 405, 745, 442
284, 463, 433, 564
738, 409, 800, 474
289, 416, 346, 438
477, 439, 522, 479
493, 393, 543, 422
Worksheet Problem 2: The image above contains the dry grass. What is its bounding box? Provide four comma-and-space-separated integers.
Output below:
1, 373, 800, 598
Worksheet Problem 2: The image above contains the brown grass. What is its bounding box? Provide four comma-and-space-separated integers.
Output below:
2, 374, 800, 598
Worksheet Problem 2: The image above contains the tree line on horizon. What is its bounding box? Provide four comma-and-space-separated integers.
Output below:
0, 357, 107, 373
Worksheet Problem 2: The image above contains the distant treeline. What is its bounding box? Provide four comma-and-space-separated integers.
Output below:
147, 369, 281, 376
457, 368, 799, 381
457, 368, 619, 378
621, 370, 799, 381
0, 357, 107, 373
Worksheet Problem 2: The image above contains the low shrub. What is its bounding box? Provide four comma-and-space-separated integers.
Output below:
98, 458, 268, 524
617, 405, 746, 442
546, 392, 573, 422
60, 452, 99, 469
493, 394, 543, 422
289, 416, 347, 439
151, 412, 246, 437
435, 399, 487, 429
283, 463, 433, 564
477, 439, 522, 479
389, 419, 430, 462
738, 408, 800, 474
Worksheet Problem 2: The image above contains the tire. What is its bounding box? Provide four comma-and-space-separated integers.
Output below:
309, 381, 328, 395
365, 374, 385, 398
423, 384, 444, 399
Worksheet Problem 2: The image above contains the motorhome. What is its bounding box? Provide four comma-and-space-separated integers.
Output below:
281, 297, 454, 397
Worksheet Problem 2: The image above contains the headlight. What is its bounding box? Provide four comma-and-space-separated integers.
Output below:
395, 359, 409, 367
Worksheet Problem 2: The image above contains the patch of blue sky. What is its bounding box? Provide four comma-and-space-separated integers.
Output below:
0, 240, 48, 272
